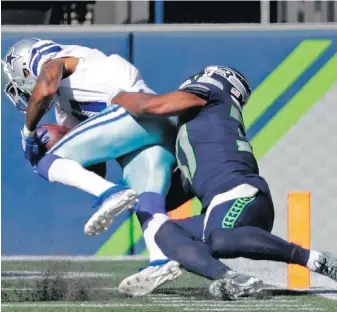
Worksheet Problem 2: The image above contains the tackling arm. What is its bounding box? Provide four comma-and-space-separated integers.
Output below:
112, 90, 207, 116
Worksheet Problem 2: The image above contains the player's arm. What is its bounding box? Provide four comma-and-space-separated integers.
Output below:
24, 59, 65, 132
25, 57, 77, 132
112, 90, 206, 116
22, 58, 77, 166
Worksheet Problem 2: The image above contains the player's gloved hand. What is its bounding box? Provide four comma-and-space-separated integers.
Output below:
21, 125, 49, 167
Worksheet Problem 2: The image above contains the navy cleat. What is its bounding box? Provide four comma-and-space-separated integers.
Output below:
84, 185, 137, 236
209, 270, 263, 300
118, 259, 182, 297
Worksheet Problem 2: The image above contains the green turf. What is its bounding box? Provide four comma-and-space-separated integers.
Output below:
2, 260, 337, 312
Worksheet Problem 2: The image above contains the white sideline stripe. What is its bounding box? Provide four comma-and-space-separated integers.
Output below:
2, 271, 118, 280
1, 255, 148, 262
184, 309, 324, 312
151, 299, 300, 303
1, 303, 316, 308
321, 293, 337, 300
149, 295, 299, 302
151, 302, 308, 307
155, 304, 314, 307
2, 287, 118, 291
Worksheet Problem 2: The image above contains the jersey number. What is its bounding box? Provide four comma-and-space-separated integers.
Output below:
176, 124, 197, 184
230, 104, 253, 154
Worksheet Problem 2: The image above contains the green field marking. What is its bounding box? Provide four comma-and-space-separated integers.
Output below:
243, 40, 332, 128
251, 53, 337, 160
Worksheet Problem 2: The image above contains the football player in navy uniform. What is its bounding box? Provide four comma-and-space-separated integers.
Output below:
114, 65, 337, 299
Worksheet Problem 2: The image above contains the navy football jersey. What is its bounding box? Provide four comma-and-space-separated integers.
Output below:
176, 65, 269, 208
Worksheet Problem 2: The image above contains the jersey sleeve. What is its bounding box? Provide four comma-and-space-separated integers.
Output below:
28, 40, 63, 77
178, 73, 222, 102
130, 71, 156, 95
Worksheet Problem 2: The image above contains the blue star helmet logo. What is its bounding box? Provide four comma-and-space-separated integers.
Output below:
5, 51, 20, 71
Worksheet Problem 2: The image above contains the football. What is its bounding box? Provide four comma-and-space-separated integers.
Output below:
36, 124, 70, 150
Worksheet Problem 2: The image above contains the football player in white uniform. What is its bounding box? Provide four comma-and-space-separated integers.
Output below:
2, 38, 182, 295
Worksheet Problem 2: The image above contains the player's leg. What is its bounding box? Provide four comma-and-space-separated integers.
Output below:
117, 145, 182, 296
205, 188, 337, 283
37, 106, 173, 235
119, 145, 175, 262
154, 186, 262, 300
38, 153, 137, 236
154, 218, 262, 300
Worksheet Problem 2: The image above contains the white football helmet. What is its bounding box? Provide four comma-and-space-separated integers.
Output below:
2, 38, 39, 112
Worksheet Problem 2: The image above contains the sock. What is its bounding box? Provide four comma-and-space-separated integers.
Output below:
38, 154, 114, 196
144, 214, 169, 261
306, 250, 322, 271
135, 192, 168, 261
155, 220, 230, 280
208, 226, 310, 266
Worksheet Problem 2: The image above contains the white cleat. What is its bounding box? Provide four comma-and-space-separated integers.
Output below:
118, 260, 182, 297
84, 186, 137, 236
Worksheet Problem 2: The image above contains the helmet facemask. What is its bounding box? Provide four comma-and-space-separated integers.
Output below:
2, 62, 35, 112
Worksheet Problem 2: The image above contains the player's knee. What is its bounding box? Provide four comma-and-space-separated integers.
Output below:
144, 148, 175, 194
207, 228, 231, 258
209, 226, 263, 258
149, 164, 174, 193
37, 154, 62, 181
208, 227, 253, 258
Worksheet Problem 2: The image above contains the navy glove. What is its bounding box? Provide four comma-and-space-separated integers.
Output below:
21, 126, 49, 167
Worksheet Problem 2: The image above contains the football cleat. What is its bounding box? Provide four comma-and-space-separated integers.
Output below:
314, 252, 337, 282
118, 259, 182, 297
84, 185, 137, 236
209, 270, 263, 300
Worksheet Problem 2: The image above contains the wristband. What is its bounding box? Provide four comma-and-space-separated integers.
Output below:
22, 125, 35, 137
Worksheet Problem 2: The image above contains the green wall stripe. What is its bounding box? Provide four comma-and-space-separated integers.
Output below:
192, 197, 202, 216
243, 40, 331, 129
96, 215, 132, 256
251, 53, 337, 160
132, 213, 143, 245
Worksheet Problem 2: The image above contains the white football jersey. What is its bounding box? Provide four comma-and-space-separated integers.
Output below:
27, 39, 155, 128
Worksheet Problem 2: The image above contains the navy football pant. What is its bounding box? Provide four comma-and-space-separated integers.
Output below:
155, 191, 310, 279
175, 190, 274, 241
203, 191, 274, 239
